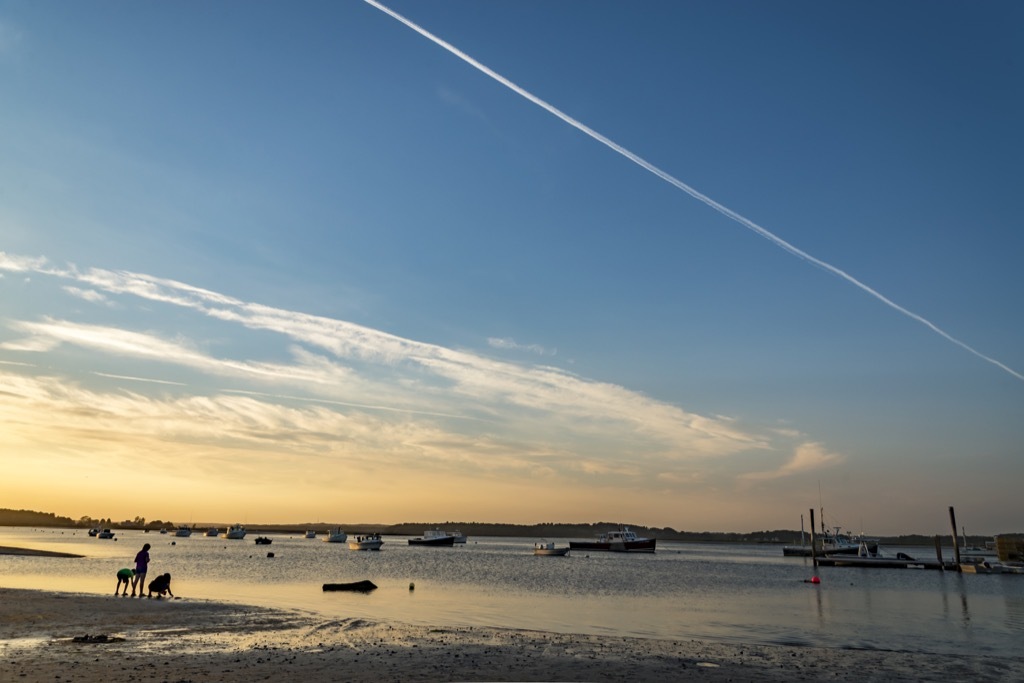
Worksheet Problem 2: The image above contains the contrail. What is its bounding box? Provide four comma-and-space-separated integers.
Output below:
364, 0, 1023, 383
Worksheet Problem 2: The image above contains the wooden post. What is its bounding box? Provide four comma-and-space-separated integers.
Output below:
809, 508, 817, 567
934, 535, 944, 570
949, 506, 961, 569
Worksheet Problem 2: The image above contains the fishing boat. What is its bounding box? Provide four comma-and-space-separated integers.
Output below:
174, 525, 192, 538
533, 541, 570, 556
409, 532, 455, 546
423, 529, 467, 544
349, 534, 384, 551
569, 526, 656, 553
322, 528, 348, 543
222, 524, 247, 540
97, 529, 116, 539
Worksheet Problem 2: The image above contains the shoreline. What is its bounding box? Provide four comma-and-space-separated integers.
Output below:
0, 544, 84, 558
3, 588, 1023, 681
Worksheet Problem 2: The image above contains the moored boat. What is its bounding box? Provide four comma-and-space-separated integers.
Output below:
97, 529, 115, 539
174, 525, 192, 538
88, 527, 100, 537
254, 536, 272, 545
422, 529, 466, 544
222, 524, 246, 540
569, 526, 655, 553
533, 541, 570, 556
305, 530, 317, 539
322, 528, 348, 543
205, 528, 219, 537
409, 532, 455, 546
349, 534, 384, 551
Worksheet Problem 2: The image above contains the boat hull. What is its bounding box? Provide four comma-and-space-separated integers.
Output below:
409, 536, 455, 546
569, 538, 656, 553
534, 547, 570, 556
349, 539, 384, 551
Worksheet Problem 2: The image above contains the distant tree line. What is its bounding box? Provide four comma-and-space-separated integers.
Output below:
1, 509, 1018, 545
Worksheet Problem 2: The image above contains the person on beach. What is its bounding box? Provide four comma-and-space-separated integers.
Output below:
147, 573, 174, 599
131, 543, 150, 597
114, 568, 135, 596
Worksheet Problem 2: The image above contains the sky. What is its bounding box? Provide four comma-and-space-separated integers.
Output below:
1, 1, 1021, 535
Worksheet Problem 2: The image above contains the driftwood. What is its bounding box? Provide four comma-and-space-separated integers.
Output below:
322, 580, 377, 592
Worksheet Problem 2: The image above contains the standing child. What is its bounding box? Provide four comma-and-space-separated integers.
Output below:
114, 567, 135, 596
131, 543, 150, 597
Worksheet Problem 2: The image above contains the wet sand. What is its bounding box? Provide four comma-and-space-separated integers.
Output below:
0, 544, 84, 558
2, 588, 1022, 681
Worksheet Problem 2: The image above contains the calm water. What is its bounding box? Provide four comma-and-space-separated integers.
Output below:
2, 527, 1022, 657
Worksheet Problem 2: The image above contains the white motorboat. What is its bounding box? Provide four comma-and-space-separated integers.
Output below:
533, 541, 570, 556
97, 529, 116, 539
174, 525, 192, 537
222, 524, 246, 540
349, 534, 384, 551
322, 528, 348, 543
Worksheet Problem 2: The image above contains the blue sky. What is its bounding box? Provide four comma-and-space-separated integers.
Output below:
1, 1, 1021, 534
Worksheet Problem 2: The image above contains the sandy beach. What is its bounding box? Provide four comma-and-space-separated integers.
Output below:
2, 587, 1022, 682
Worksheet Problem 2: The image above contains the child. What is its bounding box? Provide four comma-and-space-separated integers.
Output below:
131, 543, 151, 598
147, 572, 174, 599
114, 567, 135, 596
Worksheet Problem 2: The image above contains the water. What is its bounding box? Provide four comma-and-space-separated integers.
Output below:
2, 527, 1022, 657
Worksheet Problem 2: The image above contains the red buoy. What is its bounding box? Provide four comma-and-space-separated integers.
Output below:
810, 576, 821, 584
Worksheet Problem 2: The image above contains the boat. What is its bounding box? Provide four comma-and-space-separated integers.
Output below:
222, 524, 247, 540
87, 527, 100, 537
408, 532, 456, 546
159, 528, 168, 534
960, 557, 1004, 574
174, 525, 192, 538
533, 541, 570, 556
97, 529, 115, 539
783, 526, 875, 557
304, 530, 317, 539
322, 528, 348, 543
254, 536, 272, 545
205, 528, 219, 537
349, 534, 384, 551
815, 539, 930, 568
569, 526, 656, 553
422, 529, 467, 544
444, 530, 468, 544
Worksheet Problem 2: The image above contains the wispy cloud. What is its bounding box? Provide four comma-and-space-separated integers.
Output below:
0, 251, 790, 489
363, 0, 1023, 384
739, 442, 844, 482
63, 287, 111, 305
93, 372, 186, 386
488, 337, 556, 356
